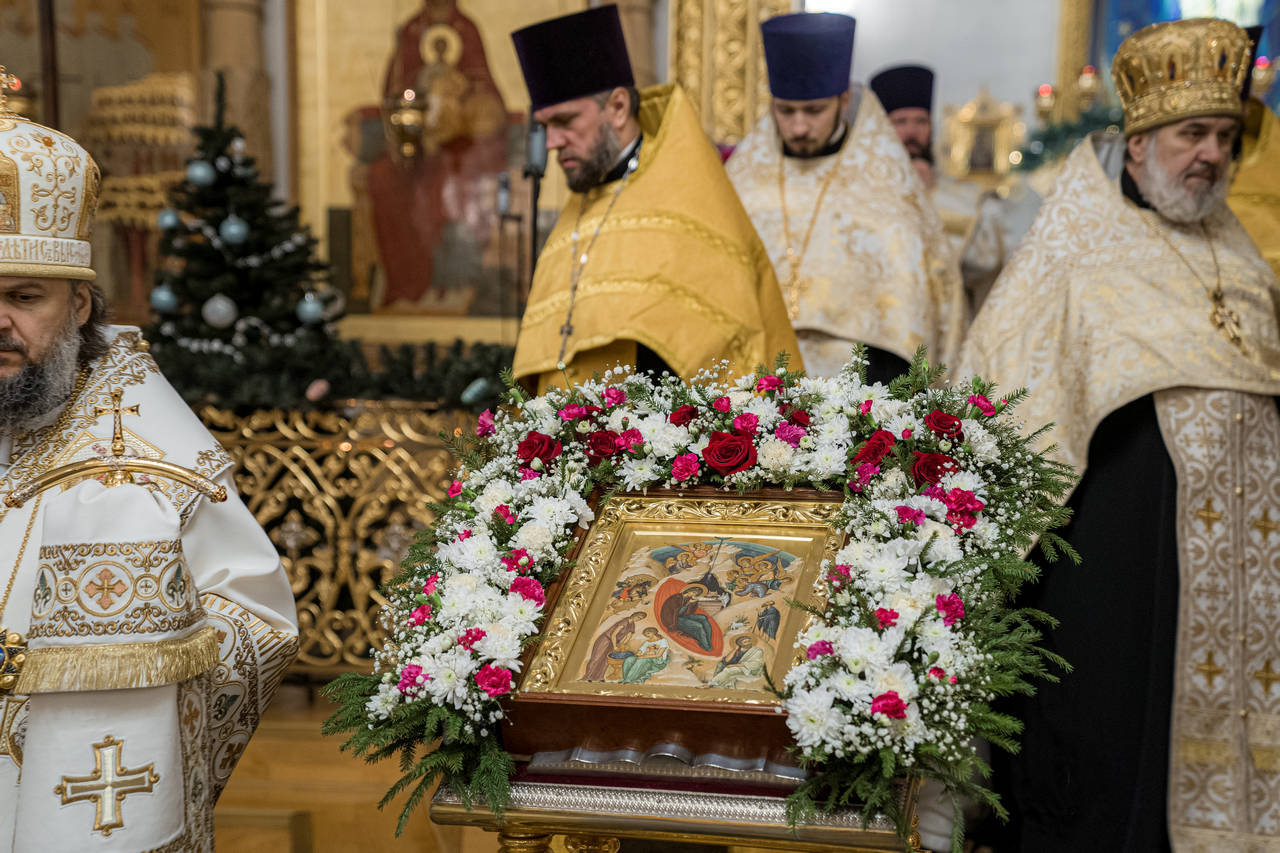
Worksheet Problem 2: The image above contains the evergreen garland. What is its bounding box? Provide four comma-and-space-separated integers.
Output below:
1014, 104, 1125, 173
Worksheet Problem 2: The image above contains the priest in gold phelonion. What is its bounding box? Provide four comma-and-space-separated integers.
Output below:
509, 5, 801, 393
958, 19, 1280, 852
0, 68, 297, 850
726, 12, 964, 381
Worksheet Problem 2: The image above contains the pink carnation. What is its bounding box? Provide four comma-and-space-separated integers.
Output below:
875, 608, 900, 629
806, 640, 834, 660
476, 409, 495, 436
871, 690, 908, 719
733, 412, 759, 435
712, 396, 732, 413
847, 462, 880, 493
408, 604, 433, 625
616, 428, 644, 452
895, 506, 926, 525
397, 664, 425, 694
774, 421, 806, 448
902, 428, 913, 440
559, 404, 589, 421
756, 375, 783, 393
455, 529, 473, 542
509, 576, 546, 606
519, 467, 541, 481
922, 484, 946, 501
502, 548, 532, 573
603, 387, 626, 408
475, 664, 513, 698
827, 564, 852, 586
944, 489, 985, 513
859, 400, 873, 415
968, 394, 998, 417
458, 628, 486, 651
929, 666, 947, 679
422, 573, 440, 596
448, 480, 463, 498
494, 504, 516, 524
936, 593, 966, 626
672, 453, 700, 482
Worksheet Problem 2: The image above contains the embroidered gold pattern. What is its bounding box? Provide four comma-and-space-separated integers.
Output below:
1156, 388, 1280, 844
1253, 507, 1279, 541
1195, 497, 1225, 532
55, 734, 159, 837
0, 695, 26, 769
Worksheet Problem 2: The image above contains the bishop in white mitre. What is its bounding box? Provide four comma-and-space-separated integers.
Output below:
959, 19, 1280, 851
0, 76, 297, 850
727, 12, 965, 381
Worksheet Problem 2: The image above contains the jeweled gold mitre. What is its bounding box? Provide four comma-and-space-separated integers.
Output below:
1112, 18, 1251, 137
0, 64, 100, 282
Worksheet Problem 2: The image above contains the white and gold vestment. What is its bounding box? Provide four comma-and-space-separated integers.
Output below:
727, 90, 965, 375
0, 327, 298, 851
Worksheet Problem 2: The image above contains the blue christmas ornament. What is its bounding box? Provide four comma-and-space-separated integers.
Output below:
157, 208, 181, 230
186, 160, 216, 187
219, 214, 250, 245
150, 284, 179, 313
295, 292, 325, 324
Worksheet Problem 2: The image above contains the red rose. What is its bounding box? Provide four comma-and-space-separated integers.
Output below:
586, 430, 620, 465
517, 431, 563, 466
701, 431, 758, 476
924, 410, 963, 439
669, 404, 699, 426
911, 451, 958, 486
788, 409, 811, 428
852, 430, 896, 467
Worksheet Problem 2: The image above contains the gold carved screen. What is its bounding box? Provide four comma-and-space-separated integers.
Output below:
668, 0, 795, 146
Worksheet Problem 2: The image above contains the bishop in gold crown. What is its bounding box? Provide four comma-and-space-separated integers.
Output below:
1112, 17, 1252, 137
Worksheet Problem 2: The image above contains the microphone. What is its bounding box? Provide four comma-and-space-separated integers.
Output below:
524, 121, 547, 179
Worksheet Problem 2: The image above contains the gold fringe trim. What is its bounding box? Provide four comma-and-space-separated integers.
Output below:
15, 625, 218, 694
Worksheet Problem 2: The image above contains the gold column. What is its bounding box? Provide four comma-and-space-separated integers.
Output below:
669, 0, 793, 145
202, 0, 273, 179
498, 831, 555, 852
1054, 0, 1093, 121
617, 0, 660, 87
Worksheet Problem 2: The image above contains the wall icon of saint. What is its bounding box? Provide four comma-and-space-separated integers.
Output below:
367, 0, 513, 313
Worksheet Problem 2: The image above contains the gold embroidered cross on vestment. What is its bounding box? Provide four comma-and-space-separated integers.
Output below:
55, 734, 159, 836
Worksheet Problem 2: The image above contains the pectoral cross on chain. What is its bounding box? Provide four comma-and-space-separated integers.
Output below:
1210, 297, 1243, 347
92, 389, 140, 459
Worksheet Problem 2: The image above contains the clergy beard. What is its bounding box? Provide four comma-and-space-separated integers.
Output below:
563, 123, 623, 193
0, 306, 81, 435
1139, 137, 1229, 225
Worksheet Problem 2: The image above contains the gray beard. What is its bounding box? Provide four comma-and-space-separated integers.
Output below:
0, 316, 81, 436
1140, 142, 1229, 225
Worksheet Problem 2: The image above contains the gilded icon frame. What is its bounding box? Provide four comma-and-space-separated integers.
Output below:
520, 491, 845, 706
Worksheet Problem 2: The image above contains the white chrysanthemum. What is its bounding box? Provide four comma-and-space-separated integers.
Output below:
805, 441, 848, 480
526, 496, 576, 530
922, 530, 963, 565
474, 480, 515, 517
521, 398, 558, 433
862, 547, 911, 593
636, 415, 690, 458
786, 687, 847, 749
915, 518, 956, 545
829, 669, 874, 705
605, 408, 631, 432
835, 626, 885, 673
513, 521, 555, 555
619, 456, 663, 491
562, 489, 595, 528
888, 575, 952, 625
970, 517, 999, 547
476, 623, 523, 669
436, 532, 500, 573
501, 591, 543, 626
867, 467, 912, 501
940, 469, 986, 496
884, 411, 923, 441
868, 661, 918, 703
757, 437, 796, 475
743, 396, 783, 431
728, 390, 754, 410
424, 647, 479, 707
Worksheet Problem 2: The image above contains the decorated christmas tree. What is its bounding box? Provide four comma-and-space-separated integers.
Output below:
146, 73, 347, 410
